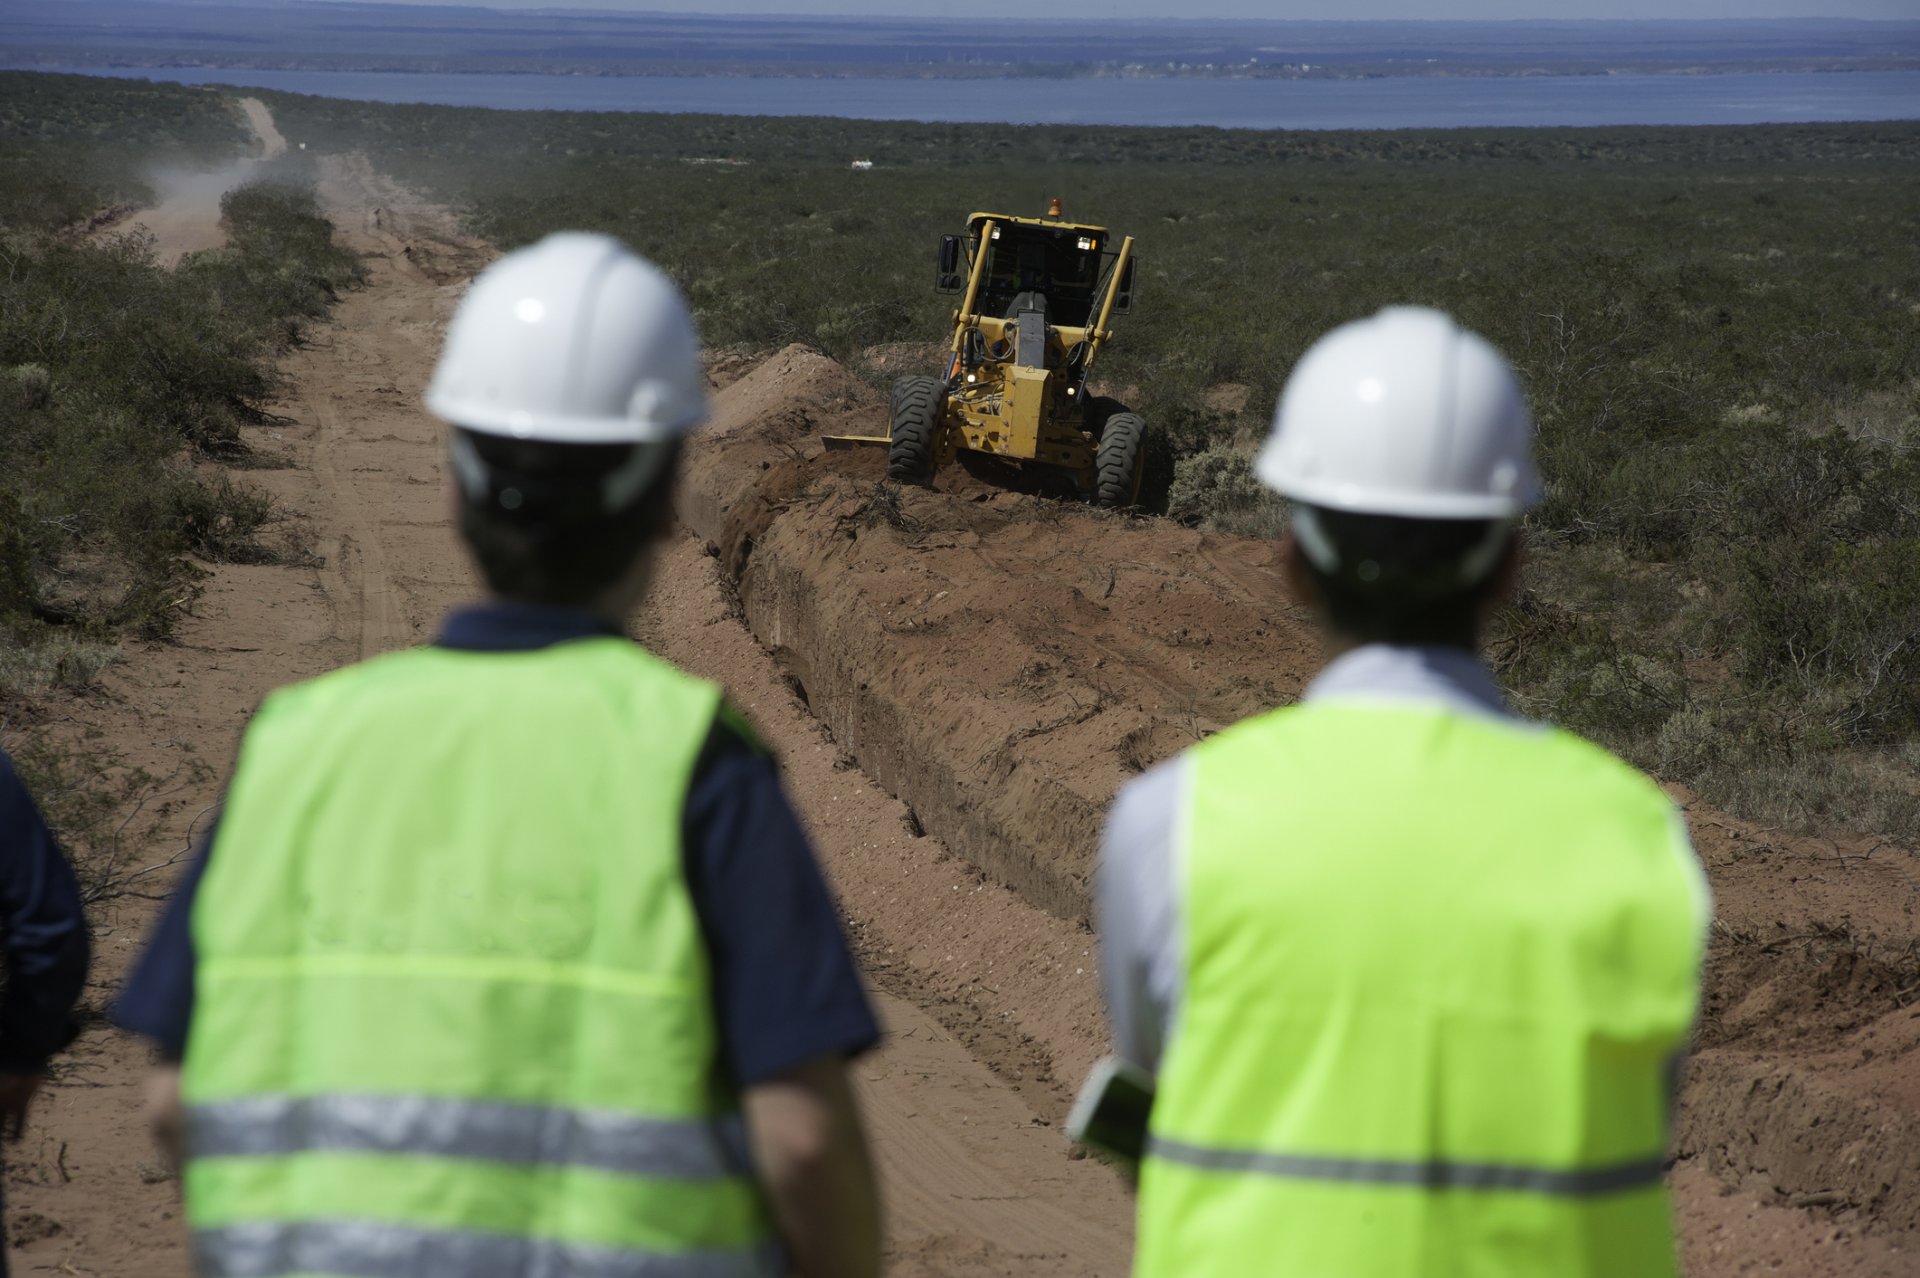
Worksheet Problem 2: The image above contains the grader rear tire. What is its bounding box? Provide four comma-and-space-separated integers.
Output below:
1094, 412, 1146, 509
888, 377, 944, 486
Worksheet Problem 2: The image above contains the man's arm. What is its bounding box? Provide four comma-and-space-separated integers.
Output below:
115, 822, 219, 1172
1096, 756, 1189, 1076
743, 1054, 880, 1278
0, 751, 93, 1138
681, 710, 882, 1273
145, 1063, 186, 1171
112, 823, 216, 1062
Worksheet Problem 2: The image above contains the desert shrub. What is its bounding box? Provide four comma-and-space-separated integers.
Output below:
1731, 537, 1920, 746
1168, 446, 1286, 538
0, 183, 357, 651
205, 181, 365, 331
166, 472, 280, 564
218, 88, 1920, 841
0, 72, 250, 232
0, 78, 363, 686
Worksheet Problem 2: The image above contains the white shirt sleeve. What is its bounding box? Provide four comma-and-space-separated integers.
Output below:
1095, 754, 1190, 1078
1666, 802, 1714, 955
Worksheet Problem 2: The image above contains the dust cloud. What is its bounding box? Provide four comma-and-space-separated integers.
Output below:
128, 159, 257, 266
121, 97, 289, 266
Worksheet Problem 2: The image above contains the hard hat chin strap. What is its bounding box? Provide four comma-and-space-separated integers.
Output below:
1455, 520, 1512, 589
1291, 505, 1511, 593
450, 432, 672, 521
1289, 505, 1343, 574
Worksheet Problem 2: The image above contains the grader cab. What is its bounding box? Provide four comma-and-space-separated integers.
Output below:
835, 204, 1144, 506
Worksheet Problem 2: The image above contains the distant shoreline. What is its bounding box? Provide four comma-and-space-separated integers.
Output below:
7, 54, 1918, 83
22, 65, 1916, 132
9, 7, 1919, 86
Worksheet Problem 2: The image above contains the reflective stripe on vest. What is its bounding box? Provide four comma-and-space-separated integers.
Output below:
195, 1220, 781, 1278
189, 1094, 752, 1180
1145, 1136, 1667, 1196
182, 639, 777, 1275
1137, 701, 1705, 1278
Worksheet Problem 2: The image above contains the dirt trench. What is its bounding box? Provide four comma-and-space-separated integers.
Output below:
682, 347, 1317, 922
678, 345, 1920, 1272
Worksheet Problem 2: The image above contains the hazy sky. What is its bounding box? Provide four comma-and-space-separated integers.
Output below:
333, 1, 1920, 17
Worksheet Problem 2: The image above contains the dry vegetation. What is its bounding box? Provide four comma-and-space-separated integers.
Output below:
259, 90, 1920, 845
7, 72, 1919, 850
0, 72, 362, 858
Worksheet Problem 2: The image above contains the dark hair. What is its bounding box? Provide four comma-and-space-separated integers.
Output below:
454, 431, 680, 608
1293, 506, 1512, 649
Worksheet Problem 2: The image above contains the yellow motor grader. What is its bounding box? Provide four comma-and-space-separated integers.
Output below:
831, 203, 1143, 506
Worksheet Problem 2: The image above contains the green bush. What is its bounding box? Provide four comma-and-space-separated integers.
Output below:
281, 97, 1916, 842
47, 78, 1919, 843
0, 181, 361, 656
0, 76, 364, 690
1168, 446, 1286, 538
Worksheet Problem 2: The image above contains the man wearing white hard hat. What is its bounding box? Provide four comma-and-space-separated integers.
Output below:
117, 234, 882, 1278
1082, 307, 1709, 1276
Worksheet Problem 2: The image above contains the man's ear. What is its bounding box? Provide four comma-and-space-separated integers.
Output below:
646, 468, 681, 543
1279, 530, 1322, 614
1486, 533, 1524, 613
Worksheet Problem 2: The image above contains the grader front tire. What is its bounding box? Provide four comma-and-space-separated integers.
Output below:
888, 377, 944, 486
1094, 412, 1146, 509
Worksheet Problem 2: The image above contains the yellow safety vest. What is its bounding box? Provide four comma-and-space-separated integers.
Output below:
1137, 702, 1705, 1277
182, 639, 779, 1277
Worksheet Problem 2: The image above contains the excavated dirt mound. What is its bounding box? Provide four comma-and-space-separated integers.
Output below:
680, 345, 1920, 1256
683, 345, 1318, 918
1678, 817, 1920, 1236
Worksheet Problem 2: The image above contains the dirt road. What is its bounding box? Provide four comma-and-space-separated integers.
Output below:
113, 95, 289, 265
15, 121, 1131, 1275
17, 102, 1914, 1276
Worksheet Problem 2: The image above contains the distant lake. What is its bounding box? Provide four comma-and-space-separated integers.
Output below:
30, 66, 1920, 131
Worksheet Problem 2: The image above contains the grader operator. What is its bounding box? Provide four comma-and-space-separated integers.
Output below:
832, 202, 1144, 506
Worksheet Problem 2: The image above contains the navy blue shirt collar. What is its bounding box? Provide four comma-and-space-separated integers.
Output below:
436, 601, 623, 652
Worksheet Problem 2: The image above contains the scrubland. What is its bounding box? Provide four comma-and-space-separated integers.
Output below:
0, 73, 360, 855
257, 90, 1920, 845
6, 70, 1919, 848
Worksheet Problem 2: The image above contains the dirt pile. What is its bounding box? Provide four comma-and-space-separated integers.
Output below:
679, 345, 1920, 1256
1678, 817, 1920, 1235
683, 345, 1318, 918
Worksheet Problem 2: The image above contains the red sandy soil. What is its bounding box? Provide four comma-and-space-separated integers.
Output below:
11, 108, 1914, 1275
676, 344, 1920, 1274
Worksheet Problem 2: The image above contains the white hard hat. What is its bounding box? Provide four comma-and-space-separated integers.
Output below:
426, 232, 705, 444
1255, 306, 1541, 519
